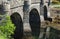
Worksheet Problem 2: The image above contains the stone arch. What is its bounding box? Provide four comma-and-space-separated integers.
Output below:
29, 8, 41, 37
44, 6, 48, 20
10, 12, 23, 39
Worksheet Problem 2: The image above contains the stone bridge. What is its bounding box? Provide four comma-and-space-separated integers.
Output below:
0, 0, 52, 39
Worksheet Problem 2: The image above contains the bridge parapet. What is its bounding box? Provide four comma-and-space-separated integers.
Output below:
31, 0, 40, 4
8, 0, 24, 8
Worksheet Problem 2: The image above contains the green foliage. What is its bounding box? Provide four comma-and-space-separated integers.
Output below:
0, 16, 15, 39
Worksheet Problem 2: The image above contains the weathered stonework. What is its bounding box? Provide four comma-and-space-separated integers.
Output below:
0, 0, 52, 39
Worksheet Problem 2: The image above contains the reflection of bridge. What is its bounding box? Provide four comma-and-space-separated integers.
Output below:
0, 0, 52, 39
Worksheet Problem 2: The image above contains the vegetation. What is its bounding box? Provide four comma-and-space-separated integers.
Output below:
0, 16, 15, 39
52, 0, 60, 4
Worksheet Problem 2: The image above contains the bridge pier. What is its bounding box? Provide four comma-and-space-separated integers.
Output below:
23, 0, 31, 34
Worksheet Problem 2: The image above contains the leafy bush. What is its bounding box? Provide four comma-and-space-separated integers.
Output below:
0, 16, 15, 39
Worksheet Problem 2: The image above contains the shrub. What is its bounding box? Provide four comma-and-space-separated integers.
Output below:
0, 16, 15, 39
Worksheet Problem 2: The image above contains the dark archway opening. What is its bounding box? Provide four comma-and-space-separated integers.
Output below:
44, 6, 48, 20
29, 9, 41, 37
10, 13, 23, 39
44, 6, 52, 22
